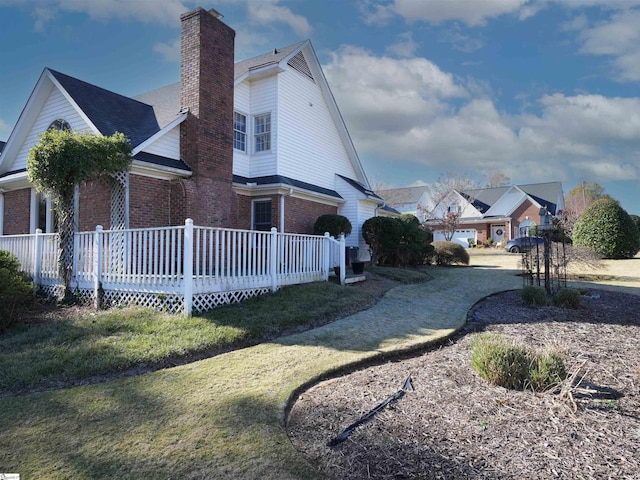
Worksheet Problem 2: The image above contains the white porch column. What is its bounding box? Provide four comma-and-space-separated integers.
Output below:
45, 196, 54, 233
0, 192, 4, 235
30, 188, 38, 234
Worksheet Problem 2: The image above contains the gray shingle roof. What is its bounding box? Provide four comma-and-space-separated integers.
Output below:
132, 83, 181, 129
133, 41, 308, 119
460, 182, 563, 215
234, 41, 306, 79
377, 185, 432, 205
49, 69, 160, 149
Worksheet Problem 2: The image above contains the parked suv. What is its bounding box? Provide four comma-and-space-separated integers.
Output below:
504, 236, 544, 253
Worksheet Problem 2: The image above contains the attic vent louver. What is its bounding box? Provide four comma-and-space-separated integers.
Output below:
287, 51, 314, 83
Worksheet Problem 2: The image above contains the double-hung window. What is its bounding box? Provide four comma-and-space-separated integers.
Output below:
254, 113, 271, 152
233, 112, 247, 152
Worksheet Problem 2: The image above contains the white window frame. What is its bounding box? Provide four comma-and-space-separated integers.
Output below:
254, 113, 271, 153
233, 111, 247, 152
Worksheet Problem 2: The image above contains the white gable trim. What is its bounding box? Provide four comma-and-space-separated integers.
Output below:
484, 185, 542, 218
131, 112, 187, 156
46, 70, 101, 136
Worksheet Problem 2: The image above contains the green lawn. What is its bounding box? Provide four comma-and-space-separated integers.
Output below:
1, 268, 430, 396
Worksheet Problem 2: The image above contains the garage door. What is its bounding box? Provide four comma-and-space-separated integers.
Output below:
433, 229, 477, 247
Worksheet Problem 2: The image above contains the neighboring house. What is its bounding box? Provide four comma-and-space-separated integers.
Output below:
428, 182, 565, 247
0, 7, 384, 258
377, 185, 436, 220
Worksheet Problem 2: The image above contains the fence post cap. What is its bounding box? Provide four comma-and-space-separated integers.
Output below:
271, 227, 277, 233
96, 225, 103, 232
324, 232, 330, 238
185, 218, 194, 226
36, 228, 43, 234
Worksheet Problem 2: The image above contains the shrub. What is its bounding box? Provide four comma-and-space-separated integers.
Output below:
573, 198, 640, 259
0, 250, 35, 329
553, 288, 581, 308
521, 286, 547, 306
362, 217, 403, 265
529, 351, 567, 391
313, 214, 352, 238
431, 241, 469, 265
470, 334, 530, 390
470, 333, 567, 392
397, 214, 434, 266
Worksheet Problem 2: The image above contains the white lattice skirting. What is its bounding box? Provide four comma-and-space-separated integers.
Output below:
38, 285, 277, 315
192, 287, 273, 312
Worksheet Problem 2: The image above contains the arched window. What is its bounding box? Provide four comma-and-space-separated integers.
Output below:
47, 119, 71, 132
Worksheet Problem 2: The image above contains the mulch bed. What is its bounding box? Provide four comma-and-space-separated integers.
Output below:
287, 288, 640, 479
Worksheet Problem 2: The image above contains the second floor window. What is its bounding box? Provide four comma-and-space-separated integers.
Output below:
234, 112, 246, 152
254, 113, 271, 152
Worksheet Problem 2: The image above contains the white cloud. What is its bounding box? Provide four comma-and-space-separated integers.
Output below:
0, 0, 193, 28
386, 32, 419, 58
246, 0, 311, 37
577, 9, 640, 81
439, 29, 484, 53
153, 37, 180, 62
324, 45, 467, 135
392, 0, 530, 26
323, 47, 640, 185
359, 0, 396, 26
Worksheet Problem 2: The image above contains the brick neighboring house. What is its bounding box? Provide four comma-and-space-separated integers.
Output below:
0, 7, 386, 258
428, 182, 565, 247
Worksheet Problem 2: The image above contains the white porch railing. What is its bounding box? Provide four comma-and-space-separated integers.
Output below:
0, 219, 347, 316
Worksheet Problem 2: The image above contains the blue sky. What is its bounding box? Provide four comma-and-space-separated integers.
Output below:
1, 0, 639, 214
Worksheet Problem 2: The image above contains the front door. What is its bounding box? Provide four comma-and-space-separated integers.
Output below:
491, 224, 505, 243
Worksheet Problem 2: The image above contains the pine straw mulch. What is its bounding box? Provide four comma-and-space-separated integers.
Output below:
287, 288, 640, 480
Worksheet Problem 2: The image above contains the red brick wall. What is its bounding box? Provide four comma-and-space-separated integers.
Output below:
283, 196, 337, 234
236, 194, 337, 233
180, 8, 238, 228
3, 188, 31, 234
511, 200, 541, 237
128, 175, 172, 228
78, 181, 111, 231
237, 195, 253, 230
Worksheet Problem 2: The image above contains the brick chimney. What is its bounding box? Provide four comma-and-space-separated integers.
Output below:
178, 7, 237, 227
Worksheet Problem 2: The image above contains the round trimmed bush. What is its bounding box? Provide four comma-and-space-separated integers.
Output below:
313, 214, 352, 238
573, 198, 640, 259
431, 241, 469, 265
521, 286, 547, 306
553, 287, 581, 308
362, 216, 403, 265
0, 250, 35, 329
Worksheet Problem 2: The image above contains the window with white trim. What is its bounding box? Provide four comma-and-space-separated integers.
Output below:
252, 199, 272, 231
233, 112, 246, 152
254, 113, 271, 152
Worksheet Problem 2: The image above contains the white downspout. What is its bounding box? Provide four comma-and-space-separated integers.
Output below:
280, 188, 293, 233
30, 188, 38, 234
0, 191, 4, 235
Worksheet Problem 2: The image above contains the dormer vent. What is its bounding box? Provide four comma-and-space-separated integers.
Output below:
287, 51, 314, 83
